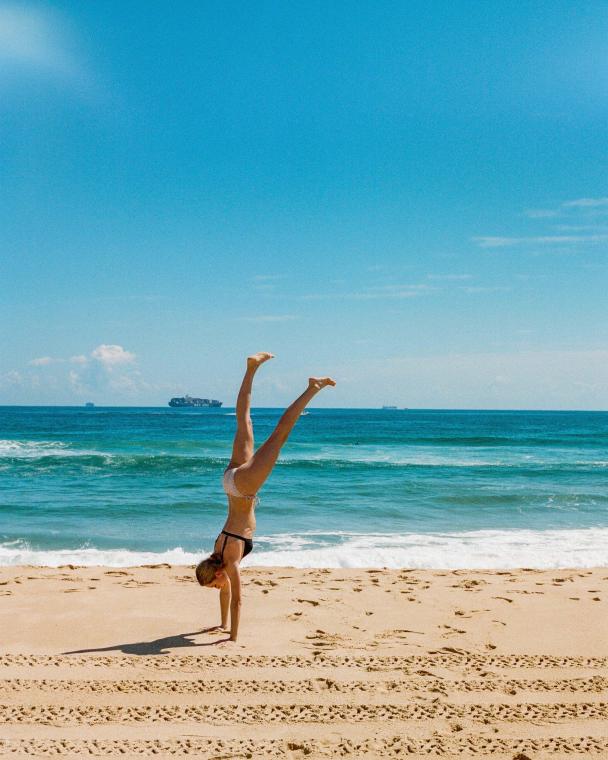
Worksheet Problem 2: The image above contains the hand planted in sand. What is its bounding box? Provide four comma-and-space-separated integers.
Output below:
202, 625, 230, 636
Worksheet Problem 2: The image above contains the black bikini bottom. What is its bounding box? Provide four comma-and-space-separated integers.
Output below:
219, 530, 253, 560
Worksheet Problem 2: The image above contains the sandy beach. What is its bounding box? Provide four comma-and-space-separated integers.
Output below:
0, 564, 606, 758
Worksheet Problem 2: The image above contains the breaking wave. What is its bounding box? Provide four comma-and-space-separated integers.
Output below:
2, 528, 607, 569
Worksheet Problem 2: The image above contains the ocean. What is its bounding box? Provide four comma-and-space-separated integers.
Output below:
1, 407, 607, 568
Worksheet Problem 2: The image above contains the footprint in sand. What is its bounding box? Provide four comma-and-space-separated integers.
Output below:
451, 579, 487, 590
141, 563, 171, 569
121, 580, 157, 588
440, 624, 466, 637
376, 628, 424, 641
304, 629, 344, 649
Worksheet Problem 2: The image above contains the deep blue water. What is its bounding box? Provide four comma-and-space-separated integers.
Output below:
1, 407, 607, 567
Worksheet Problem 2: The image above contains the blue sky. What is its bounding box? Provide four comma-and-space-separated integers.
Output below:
1, 1, 607, 408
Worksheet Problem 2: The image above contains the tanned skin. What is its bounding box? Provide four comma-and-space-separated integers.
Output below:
205, 353, 335, 643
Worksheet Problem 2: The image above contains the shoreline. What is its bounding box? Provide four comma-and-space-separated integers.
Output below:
3, 526, 608, 569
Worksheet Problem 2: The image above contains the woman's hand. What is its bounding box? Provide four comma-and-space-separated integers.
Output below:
212, 637, 241, 648
201, 625, 229, 634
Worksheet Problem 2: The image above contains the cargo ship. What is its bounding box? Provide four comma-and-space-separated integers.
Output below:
168, 396, 222, 408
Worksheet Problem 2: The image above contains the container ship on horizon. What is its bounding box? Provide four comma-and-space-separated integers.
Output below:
168, 396, 222, 408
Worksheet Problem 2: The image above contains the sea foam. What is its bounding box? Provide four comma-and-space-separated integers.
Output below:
0, 440, 77, 458
2, 528, 607, 569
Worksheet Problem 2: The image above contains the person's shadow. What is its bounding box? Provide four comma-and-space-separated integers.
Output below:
63, 628, 229, 656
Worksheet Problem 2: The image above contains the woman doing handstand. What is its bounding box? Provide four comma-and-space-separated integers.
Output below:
195, 352, 335, 642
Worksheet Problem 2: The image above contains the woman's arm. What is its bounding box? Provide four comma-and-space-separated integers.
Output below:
219, 579, 231, 629
224, 563, 242, 641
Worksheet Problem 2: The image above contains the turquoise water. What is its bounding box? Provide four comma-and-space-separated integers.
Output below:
1, 407, 607, 568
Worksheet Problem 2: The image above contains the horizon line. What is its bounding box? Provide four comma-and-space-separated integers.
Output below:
0, 405, 606, 413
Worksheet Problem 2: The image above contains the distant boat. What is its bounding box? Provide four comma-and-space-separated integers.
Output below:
168, 395, 222, 408
382, 405, 398, 410
85, 402, 95, 408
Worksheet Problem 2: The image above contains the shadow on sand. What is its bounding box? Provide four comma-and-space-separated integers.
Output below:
63, 628, 229, 656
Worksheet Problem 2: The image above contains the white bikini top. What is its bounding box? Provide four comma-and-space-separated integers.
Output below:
223, 467, 258, 501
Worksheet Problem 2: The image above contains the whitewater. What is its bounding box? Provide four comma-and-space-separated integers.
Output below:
1, 407, 607, 568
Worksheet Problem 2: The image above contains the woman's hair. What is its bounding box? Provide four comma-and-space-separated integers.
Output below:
195, 552, 224, 586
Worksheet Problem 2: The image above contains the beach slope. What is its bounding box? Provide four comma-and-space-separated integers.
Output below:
0, 565, 606, 758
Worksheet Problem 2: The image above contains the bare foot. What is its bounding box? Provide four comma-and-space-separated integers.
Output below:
308, 376, 336, 391
247, 352, 275, 370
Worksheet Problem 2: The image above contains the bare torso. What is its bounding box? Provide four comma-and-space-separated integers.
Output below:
220, 494, 257, 538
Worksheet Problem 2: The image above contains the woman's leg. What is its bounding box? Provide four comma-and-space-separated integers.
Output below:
228, 353, 274, 467
234, 376, 335, 494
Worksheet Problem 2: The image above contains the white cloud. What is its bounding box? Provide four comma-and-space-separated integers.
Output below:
334, 349, 608, 410
0, 5, 77, 78
474, 234, 608, 248
2, 344, 160, 403
67, 344, 145, 400
105, 369, 147, 393
68, 368, 86, 394
353, 284, 436, 299
483, 196, 608, 246
562, 197, 608, 208
524, 197, 608, 218
0, 370, 23, 386
251, 274, 287, 293
553, 224, 608, 232
90, 344, 136, 367
303, 284, 437, 300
